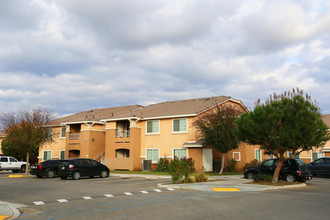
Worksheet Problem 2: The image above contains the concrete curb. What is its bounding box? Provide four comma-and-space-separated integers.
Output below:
158, 181, 307, 192
0, 202, 23, 220
110, 173, 171, 179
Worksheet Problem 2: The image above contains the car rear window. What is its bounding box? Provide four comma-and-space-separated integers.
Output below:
295, 159, 305, 166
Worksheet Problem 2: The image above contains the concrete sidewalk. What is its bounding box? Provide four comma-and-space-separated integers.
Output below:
111, 173, 307, 192
0, 201, 24, 220
157, 175, 307, 192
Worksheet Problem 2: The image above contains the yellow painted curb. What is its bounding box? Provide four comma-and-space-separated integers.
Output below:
0, 215, 10, 220
212, 188, 240, 192
9, 175, 23, 178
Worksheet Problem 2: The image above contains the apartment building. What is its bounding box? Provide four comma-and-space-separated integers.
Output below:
36, 97, 330, 172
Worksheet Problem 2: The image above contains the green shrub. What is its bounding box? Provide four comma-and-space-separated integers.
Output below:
253, 173, 273, 183
226, 159, 236, 172
243, 159, 262, 171
195, 172, 209, 182
187, 176, 196, 183
155, 158, 169, 172
168, 157, 195, 183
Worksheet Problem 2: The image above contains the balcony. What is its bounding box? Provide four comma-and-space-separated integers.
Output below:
69, 133, 81, 140
116, 130, 130, 138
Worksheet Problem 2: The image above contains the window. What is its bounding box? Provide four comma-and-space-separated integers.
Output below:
312, 152, 324, 161
173, 148, 187, 159
262, 159, 274, 167
60, 150, 65, 160
43, 151, 51, 161
255, 149, 261, 161
173, 118, 187, 133
9, 157, 18, 162
61, 127, 66, 138
268, 154, 274, 159
146, 149, 159, 162
232, 152, 241, 161
48, 128, 53, 139
146, 120, 159, 134
1, 157, 8, 162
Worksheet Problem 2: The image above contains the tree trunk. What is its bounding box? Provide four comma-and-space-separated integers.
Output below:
272, 159, 284, 183
219, 154, 225, 174
25, 151, 29, 175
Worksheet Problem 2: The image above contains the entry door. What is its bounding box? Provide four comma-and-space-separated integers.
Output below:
203, 148, 213, 172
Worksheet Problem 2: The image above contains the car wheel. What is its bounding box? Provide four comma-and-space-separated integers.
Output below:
73, 172, 80, 180
46, 170, 56, 178
100, 170, 108, 178
37, 174, 43, 178
19, 165, 26, 173
285, 174, 296, 183
60, 176, 68, 180
246, 172, 254, 179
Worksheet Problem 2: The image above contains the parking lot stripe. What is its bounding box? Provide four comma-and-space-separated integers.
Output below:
124, 192, 133, 196
153, 189, 162, 192
140, 191, 149, 194
104, 194, 114, 197
83, 196, 92, 200
57, 199, 68, 203
33, 201, 45, 205
167, 188, 175, 191
212, 188, 241, 192
8, 175, 23, 178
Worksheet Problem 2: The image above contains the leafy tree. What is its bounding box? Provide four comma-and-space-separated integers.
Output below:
0, 108, 54, 174
236, 88, 330, 183
193, 105, 244, 174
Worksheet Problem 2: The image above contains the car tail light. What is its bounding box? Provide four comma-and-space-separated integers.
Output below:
38, 164, 42, 170
68, 165, 74, 169
296, 170, 302, 175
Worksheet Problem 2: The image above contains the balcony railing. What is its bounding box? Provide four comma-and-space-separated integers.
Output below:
116, 130, 130, 138
69, 133, 81, 140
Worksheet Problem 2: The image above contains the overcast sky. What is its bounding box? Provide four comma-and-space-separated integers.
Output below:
1, 0, 330, 118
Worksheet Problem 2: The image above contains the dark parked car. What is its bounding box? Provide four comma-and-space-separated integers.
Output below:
307, 157, 330, 177
244, 158, 312, 182
58, 158, 109, 180
30, 160, 64, 178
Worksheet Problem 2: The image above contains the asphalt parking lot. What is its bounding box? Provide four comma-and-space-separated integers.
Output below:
1, 172, 330, 220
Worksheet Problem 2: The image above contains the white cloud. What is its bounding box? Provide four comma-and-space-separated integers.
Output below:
0, 0, 329, 115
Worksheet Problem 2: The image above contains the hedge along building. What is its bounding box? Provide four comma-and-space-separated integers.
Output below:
39, 96, 267, 172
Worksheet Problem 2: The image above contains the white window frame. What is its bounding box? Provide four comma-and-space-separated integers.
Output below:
173, 148, 188, 159
43, 150, 52, 161
146, 148, 160, 163
145, 120, 160, 135
172, 118, 188, 134
311, 152, 324, 162
232, 152, 241, 161
60, 150, 65, 160
255, 149, 261, 162
60, 126, 66, 139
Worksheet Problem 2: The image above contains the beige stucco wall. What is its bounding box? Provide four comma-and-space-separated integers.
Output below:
139, 117, 197, 159
38, 126, 66, 162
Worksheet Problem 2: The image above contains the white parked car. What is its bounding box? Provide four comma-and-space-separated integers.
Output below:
0, 156, 27, 173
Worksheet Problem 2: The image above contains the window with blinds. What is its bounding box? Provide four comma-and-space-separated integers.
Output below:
172, 118, 187, 133
146, 120, 160, 134
146, 149, 159, 162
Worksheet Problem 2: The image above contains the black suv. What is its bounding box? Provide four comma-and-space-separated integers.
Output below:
244, 158, 312, 182
58, 158, 110, 180
307, 157, 330, 176
30, 160, 64, 178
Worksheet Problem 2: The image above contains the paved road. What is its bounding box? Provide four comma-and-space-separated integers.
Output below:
1, 173, 329, 219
